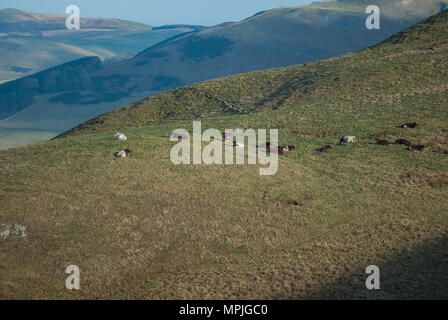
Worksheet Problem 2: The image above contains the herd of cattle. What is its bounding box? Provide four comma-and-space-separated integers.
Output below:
267, 122, 424, 155
265, 122, 424, 155
114, 122, 424, 158
319, 122, 424, 153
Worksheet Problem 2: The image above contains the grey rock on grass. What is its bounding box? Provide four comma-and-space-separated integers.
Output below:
9, 224, 26, 237
1, 224, 26, 238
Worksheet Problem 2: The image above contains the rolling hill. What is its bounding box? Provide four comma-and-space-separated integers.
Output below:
0, 8, 199, 83
0, 9, 447, 299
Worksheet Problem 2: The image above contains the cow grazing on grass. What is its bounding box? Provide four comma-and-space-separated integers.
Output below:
339, 136, 356, 144
276, 145, 296, 153
115, 132, 127, 141
408, 145, 425, 151
115, 148, 132, 158
375, 139, 390, 145
402, 122, 418, 129
395, 139, 412, 146
264, 144, 293, 155
320, 145, 332, 153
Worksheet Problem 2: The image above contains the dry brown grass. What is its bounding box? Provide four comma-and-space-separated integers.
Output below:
413, 129, 448, 154
404, 172, 448, 188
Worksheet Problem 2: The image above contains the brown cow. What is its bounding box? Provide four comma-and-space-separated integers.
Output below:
402, 122, 418, 129
320, 145, 332, 153
375, 139, 390, 145
408, 145, 425, 151
265, 145, 282, 155
395, 139, 412, 146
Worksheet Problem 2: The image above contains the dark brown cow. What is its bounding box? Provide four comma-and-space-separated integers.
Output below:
395, 139, 412, 146
287, 145, 296, 150
402, 122, 419, 129
408, 145, 425, 151
375, 139, 390, 145
320, 145, 332, 153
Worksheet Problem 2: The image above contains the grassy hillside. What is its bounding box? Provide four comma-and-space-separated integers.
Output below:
0, 10, 448, 300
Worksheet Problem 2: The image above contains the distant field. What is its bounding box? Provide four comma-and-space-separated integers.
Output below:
0, 93, 157, 149
0, 127, 58, 150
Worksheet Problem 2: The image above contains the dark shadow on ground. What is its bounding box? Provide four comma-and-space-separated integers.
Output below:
306, 235, 448, 299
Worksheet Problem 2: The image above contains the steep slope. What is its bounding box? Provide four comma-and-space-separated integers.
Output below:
0, 10, 447, 300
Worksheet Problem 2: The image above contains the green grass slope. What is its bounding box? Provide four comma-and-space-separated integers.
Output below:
0, 10, 447, 299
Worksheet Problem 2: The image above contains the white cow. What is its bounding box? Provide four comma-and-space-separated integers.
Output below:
339, 136, 356, 144
115, 132, 127, 141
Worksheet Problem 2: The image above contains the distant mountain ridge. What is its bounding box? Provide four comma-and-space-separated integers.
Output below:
0, 9, 200, 84
0, 8, 153, 33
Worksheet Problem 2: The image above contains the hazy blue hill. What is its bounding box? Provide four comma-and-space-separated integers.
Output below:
0, 9, 197, 83
0, 57, 102, 119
